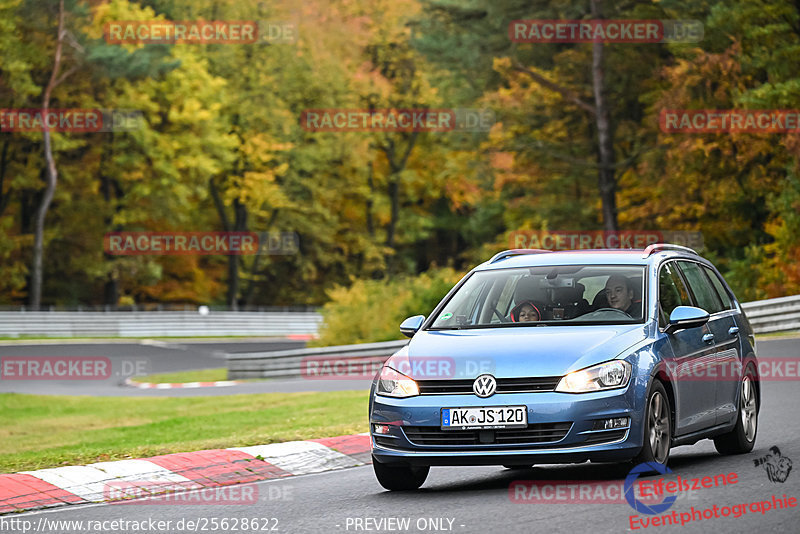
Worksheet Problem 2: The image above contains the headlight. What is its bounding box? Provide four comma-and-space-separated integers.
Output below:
376, 366, 419, 398
555, 360, 631, 393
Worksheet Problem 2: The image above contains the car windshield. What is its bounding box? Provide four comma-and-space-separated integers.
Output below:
429, 265, 646, 329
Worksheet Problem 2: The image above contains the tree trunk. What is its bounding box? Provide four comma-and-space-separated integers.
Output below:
243, 209, 278, 307
30, 0, 68, 309
100, 131, 122, 307
0, 141, 11, 216
380, 132, 418, 273
209, 177, 244, 310
226, 200, 247, 310
385, 177, 400, 249
590, 0, 618, 231
366, 156, 375, 237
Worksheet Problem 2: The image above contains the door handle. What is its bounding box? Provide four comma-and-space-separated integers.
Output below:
702, 333, 715, 344
729, 326, 740, 337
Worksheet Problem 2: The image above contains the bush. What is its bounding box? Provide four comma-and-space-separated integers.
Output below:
311, 267, 465, 347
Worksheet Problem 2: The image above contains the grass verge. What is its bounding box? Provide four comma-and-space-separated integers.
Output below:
0, 391, 368, 473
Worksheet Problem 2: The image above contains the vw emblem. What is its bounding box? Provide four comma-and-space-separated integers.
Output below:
473, 374, 497, 398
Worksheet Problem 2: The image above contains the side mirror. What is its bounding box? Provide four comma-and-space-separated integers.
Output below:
665, 306, 709, 334
399, 315, 425, 338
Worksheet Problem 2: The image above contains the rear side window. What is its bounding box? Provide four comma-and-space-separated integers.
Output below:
658, 262, 692, 326
702, 265, 734, 310
678, 261, 725, 314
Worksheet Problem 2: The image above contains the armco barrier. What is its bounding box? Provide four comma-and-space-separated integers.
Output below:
226, 340, 408, 379
0, 311, 322, 338
741, 294, 800, 334
225, 295, 800, 380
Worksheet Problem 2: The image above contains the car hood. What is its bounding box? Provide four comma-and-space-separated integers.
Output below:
391, 325, 649, 380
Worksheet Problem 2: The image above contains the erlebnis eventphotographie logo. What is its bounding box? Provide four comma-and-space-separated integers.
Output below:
753, 446, 793, 483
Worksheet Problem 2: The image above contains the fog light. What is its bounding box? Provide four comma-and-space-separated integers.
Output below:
593, 417, 630, 430
373, 424, 391, 435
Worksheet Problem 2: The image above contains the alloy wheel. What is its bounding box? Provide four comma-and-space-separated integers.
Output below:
741, 375, 757, 442
648, 391, 670, 463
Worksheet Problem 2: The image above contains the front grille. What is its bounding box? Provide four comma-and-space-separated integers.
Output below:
417, 376, 561, 395
402, 422, 572, 447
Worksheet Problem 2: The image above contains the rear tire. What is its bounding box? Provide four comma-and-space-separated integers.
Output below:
372, 457, 429, 490
714, 366, 758, 455
631, 380, 671, 468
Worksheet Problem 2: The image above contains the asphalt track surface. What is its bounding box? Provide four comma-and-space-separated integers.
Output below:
4, 337, 800, 534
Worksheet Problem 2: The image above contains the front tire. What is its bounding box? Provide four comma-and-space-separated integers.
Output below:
372, 457, 429, 490
714, 366, 758, 455
631, 381, 671, 468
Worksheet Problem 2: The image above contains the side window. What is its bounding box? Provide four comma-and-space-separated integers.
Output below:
658, 262, 692, 326
702, 265, 734, 310
678, 261, 724, 314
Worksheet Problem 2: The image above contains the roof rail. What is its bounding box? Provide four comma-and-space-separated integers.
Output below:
642, 243, 700, 259
489, 249, 551, 263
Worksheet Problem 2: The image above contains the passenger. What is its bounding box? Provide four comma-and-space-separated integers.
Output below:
603, 275, 640, 318
511, 300, 541, 322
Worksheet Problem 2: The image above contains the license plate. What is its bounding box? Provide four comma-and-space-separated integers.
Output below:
441, 406, 527, 430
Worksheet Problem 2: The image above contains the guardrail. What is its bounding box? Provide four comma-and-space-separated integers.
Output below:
226, 295, 800, 380
741, 294, 800, 334
227, 340, 408, 380
0, 311, 322, 338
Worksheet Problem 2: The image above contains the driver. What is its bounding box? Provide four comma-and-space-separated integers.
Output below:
511, 300, 541, 322
603, 275, 641, 318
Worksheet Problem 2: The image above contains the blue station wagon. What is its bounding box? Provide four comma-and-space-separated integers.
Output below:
369, 244, 760, 490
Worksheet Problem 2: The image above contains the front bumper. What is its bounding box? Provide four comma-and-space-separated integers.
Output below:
370, 386, 643, 466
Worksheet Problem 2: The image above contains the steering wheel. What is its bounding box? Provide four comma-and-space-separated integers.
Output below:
584, 307, 633, 319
